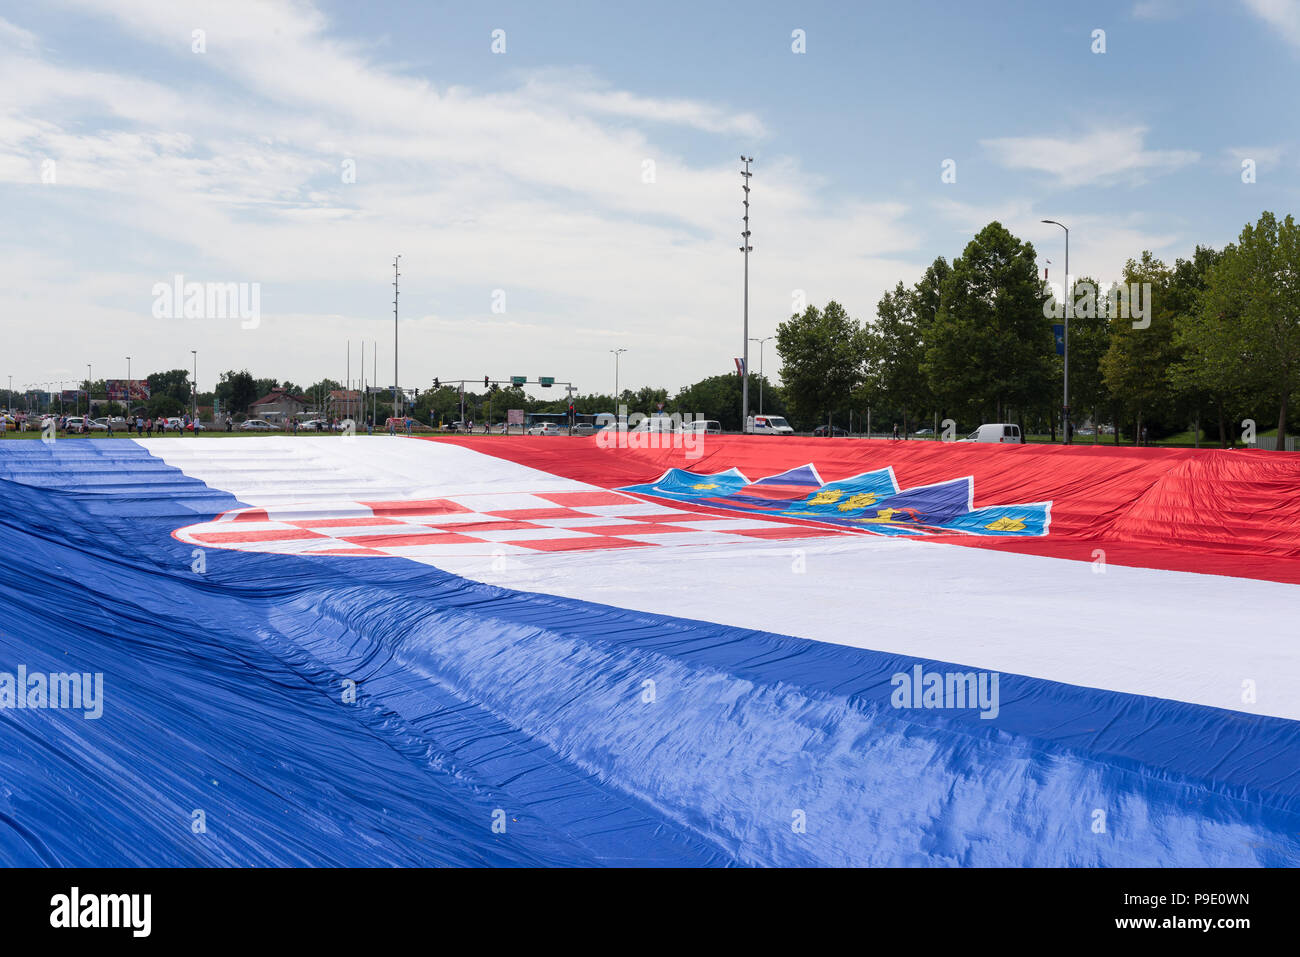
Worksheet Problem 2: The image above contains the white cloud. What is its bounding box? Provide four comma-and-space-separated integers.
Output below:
930, 198, 1186, 287
1242, 0, 1300, 49
980, 126, 1199, 188
0, 0, 921, 394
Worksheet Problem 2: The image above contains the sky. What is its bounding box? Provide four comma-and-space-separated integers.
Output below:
1, 0, 1298, 402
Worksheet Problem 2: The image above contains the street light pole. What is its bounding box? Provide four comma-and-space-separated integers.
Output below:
392, 255, 401, 420
740, 156, 753, 430
191, 349, 198, 429
610, 349, 627, 412
1042, 219, 1070, 444
749, 335, 772, 415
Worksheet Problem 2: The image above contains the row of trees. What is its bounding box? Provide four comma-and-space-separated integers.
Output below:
773, 211, 1300, 446
32, 211, 1291, 442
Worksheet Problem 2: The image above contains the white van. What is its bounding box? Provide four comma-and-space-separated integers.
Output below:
746, 414, 794, 435
959, 423, 1022, 444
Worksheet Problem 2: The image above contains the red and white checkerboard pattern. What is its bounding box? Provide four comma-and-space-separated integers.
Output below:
174, 488, 847, 558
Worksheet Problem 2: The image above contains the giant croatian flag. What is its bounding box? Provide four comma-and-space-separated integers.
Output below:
1, 435, 1298, 866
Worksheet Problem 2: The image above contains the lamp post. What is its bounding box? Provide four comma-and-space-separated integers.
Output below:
392, 255, 401, 419
610, 348, 627, 412
191, 350, 198, 430
125, 356, 131, 418
749, 335, 772, 415
740, 156, 753, 430
1041, 219, 1070, 444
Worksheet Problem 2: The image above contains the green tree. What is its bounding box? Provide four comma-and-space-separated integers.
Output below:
1181, 212, 1300, 449
775, 301, 868, 430
923, 222, 1053, 428
1101, 252, 1181, 443
147, 369, 192, 405
865, 257, 948, 434
672, 373, 784, 431
215, 370, 258, 414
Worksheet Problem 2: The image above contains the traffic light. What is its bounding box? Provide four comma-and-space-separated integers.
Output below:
433, 377, 439, 388
484, 376, 490, 388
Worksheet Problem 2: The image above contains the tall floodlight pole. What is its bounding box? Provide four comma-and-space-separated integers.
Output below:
740, 156, 753, 430
1042, 219, 1070, 444
749, 335, 772, 415
191, 350, 198, 424
125, 356, 131, 416
390, 254, 400, 418
610, 349, 627, 408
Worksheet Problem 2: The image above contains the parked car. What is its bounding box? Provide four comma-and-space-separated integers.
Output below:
681, 419, 722, 434
571, 423, 596, 436
239, 419, 275, 432
526, 422, 566, 436
913, 427, 935, 437
630, 416, 678, 433
745, 414, 794, 435
63, 416, 88, 434
959, 423, 1023, 444
813, 425, 848, 437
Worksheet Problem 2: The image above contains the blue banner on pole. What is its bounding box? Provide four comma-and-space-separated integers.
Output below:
1052, 324, 1065, 356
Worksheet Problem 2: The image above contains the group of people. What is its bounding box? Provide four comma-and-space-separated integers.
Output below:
52, 413, 202, 436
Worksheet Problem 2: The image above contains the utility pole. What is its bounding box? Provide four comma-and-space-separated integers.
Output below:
740, 156, 753, 430
390, 254, 400, 418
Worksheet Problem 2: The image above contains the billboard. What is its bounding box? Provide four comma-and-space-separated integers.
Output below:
106, 379, 151, 402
